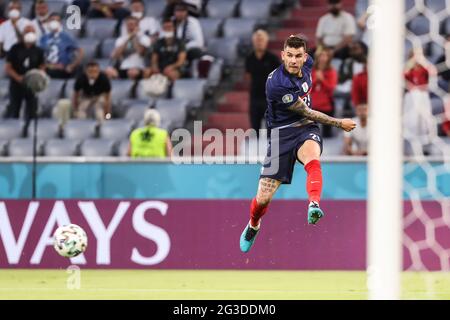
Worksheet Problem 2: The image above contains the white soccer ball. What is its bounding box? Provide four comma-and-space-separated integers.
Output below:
53, 224, 88, 258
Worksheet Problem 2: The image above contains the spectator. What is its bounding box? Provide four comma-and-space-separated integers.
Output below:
4, 24, 45, 129
128, 109, 173, 158
0, 0, 32, 56
120, 0, 160, 42
173, 2, 204, 61
351, 47, 368, 108
343, 103, 368, 155
105, 16, 151, 79
32, 0, 50, 40
144, 18, 187, 82
88, 0, 130, 21
245, 29, 280, 134
39, 13, 84, 79
72, 61, 112, 121
338, 40, 367, 84
311, 47, 338, 137
403, 48, 434, 141
162, 0, 201, 19
316, 0, 356, 59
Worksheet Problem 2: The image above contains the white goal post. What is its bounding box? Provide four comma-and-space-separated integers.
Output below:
367, 0, 404, 299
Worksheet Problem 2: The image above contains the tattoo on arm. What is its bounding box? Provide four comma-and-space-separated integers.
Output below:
287, 98, 343, 128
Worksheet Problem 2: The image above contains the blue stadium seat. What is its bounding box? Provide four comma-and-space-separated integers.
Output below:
207, 0, 239, 18
97, 58, 113, 70
64, 78, 75, 99
355, 0, 369, 19
110, 79, 135, 108
0, 99, 7, 117
0, 120, 24, 139
19, 0, 33, 18
424, 0, 446, 13
84, 18, 117, 39
44, 139, 79, 156
124, 102, 150, 122
117, 98, 154, 118
144, 0, 166, 17
80, 138, 115, 156
78, 38, 100, 63
100, 38, 117, 59
0, 79, 9, 100
154, 98, 189, 129
99, 119, 135, 140
223, 18, 257, 40
35, 119, 61, 139
0, 59, 6, 78
207, 58, 224, 87
38, 79, 66, 116
46, 1, 67, 15
172, 79, 207, 110
0, 140, 8, 156
63, 119, 98, 140
8, 139, 43, 156
408, 15, 430, 36
199, 18, 223, 41
239, 0, 272, 21
207, 37, 239, 64
117, 140, 129, 156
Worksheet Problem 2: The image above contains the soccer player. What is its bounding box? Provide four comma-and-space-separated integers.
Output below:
240, 36, 357, 253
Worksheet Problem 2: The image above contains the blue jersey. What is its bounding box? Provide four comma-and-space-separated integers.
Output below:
39, 31, 78, 66
265, 55, 314, 129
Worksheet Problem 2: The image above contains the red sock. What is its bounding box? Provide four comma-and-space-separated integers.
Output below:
250, 198, 268, 227
304, 159, 322, 203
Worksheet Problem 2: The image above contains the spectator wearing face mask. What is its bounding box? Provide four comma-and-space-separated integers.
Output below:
32, 0, 51, 40
120, 0, 160, 43
4, 24, 45, 128
173, 2, 204, 62
316, 0, 356, 60
39, 13, 84, 79
144, 18, 186, 81
0, 0, 32, 56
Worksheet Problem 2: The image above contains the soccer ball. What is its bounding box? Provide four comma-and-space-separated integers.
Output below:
53, 224, 88, 258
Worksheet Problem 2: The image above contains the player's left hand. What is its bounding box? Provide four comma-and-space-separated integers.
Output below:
340, 118, 357, 132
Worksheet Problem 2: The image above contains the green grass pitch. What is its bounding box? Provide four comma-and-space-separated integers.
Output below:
0, 270, 449, 300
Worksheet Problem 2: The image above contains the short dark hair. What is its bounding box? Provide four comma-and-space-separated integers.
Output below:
284, 35, 307, 51
86, 61, 99, 68
162, 17, 174, 25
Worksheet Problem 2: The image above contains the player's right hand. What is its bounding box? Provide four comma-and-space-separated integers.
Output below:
340, 118, 357, 132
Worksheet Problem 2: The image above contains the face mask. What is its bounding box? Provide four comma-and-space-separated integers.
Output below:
88, 78, 95, 85
24, 32, 37, 44
8, 9, 20, 19
131, 11, 143, 19
162, 31, 174, 39
48, 20, 61, 32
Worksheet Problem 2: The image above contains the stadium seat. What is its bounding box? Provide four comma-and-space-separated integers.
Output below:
144, 0, 166, 17
408, 15, 430, 36
223, 18, 257, 41
154, 98, 189, 129
97, 58, 113, 70
0, 120, 24, 139
239, 0, 272, 21
99, 119, 135, 140
0, 140, 8, 156
424, 0, 446, 13
99, 38, 117, 59
0, 100, 7, 117
117, 140, 129, 156
207, 37, 239, 64
354, 0, 369, 19
19, 1, 33, 18
206, 0, 239, 18
44, 139, 79, 156
172, 79, 207, 110
124, 102, 151, 121
80, 138, 115, 156
110, 79, 135, 108
0, 59, 6, 78
46, 1, 67, 15
63, 119, 98, 140
207, 58, 224, 87
8, 139, 42, 156
321, 136, 344, 156
0, 79, 9, 100
38, 79, 66, 116
84, 19, 118, 39
64, 78, 75, 99
78, 38, 100, 63
34, 119, 61, 140
199, 18, 223, 41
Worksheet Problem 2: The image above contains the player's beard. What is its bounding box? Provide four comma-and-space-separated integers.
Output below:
284, 63, 302, 76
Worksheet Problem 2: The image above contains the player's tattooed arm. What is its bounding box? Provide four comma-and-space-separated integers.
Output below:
287, 97, 343, 128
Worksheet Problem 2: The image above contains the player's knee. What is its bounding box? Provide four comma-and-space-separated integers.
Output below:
256, 194, 273, 206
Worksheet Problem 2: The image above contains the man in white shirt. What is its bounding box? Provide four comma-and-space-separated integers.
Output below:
31, 0, 51, 40
173, 2, 204, 61
120, 0, 160, 43
0, 0, 32, 56
315, 0, 356, 59
105, 15, 151, 79
343, 103, 368, 156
